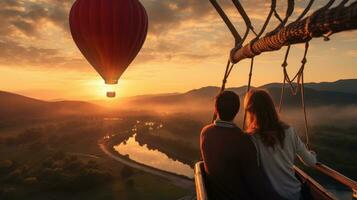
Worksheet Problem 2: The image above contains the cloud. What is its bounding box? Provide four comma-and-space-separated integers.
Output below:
0, 38, 87, 69
0, 0, 232, 68
0, 0, 71, 38
1, 0, 354, 72
0, 0, 21, 7
142, 0, 216, 35
0, 0, 87, 70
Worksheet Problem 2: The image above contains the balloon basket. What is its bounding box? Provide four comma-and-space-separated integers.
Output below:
107, 91, 116, 98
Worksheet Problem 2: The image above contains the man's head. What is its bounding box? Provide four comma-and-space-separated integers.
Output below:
215, 91, 240, 121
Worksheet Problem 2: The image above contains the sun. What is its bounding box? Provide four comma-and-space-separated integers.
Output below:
83, 79, 129, 100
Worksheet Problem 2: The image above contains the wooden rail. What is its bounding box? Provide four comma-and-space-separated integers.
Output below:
195, 161, 357, 200
194, 161, 208, 200
314, 162, 357, 199
294, 166, 337, 200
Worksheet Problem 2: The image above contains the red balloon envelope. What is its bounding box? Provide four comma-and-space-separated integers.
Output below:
69, 0, 148, 84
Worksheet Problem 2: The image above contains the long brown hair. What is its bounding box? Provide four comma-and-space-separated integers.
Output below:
244, 89, 287, 148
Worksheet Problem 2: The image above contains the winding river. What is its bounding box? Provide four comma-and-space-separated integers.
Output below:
113, 134, 194, 178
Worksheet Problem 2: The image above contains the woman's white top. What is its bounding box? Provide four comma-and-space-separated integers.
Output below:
251, 127, 317, 200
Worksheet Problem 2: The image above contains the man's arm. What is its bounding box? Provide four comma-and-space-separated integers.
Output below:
238, 136, 286, 200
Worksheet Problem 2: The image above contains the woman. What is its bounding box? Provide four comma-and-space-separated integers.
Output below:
244, 89, 317, 200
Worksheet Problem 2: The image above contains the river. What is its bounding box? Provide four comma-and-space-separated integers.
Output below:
113, 134, 194, 178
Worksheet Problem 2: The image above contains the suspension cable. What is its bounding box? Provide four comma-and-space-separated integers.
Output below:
337, 0, 349, 8
242, 58, 255, 129
209, 0, 242, 46
300, 42, 310, 148
278, 0, 314, 112
278, 45, 291, 112
231, 0, 255, 43
278, 42, 310, 147
295, 0, 315, 22
267, 0, 295, 36
211, 58, 235, 122
254, 1, 276, 41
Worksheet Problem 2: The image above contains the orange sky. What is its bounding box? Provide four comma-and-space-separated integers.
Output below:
0, 0, 356, 101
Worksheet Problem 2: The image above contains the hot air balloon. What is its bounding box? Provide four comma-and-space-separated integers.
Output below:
69, 0, 148, 98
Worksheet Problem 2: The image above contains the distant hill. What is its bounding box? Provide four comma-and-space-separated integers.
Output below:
259, 79, 357, 107
304, 79, 357, 94
1, 79, 356, 118
0, 91, 104, 122
116, 79, 357, 112
261, 79, 357, 94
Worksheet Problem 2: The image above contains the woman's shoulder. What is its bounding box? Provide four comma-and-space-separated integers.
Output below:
283, 125, 293, 131
283, 125, 294, 132
283, 126, 300, 143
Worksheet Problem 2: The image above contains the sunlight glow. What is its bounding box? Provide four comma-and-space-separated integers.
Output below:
83, 78, 131, 99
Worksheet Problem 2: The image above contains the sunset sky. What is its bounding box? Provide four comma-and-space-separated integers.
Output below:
0, 0, 356, 101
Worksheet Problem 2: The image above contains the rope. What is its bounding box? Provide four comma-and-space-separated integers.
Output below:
247, 58, 255, 95
278, 42, 310, 148
210, 0, 316, 147
300, 42, 310, 148
209, 0, 242, 46
278, 45, 291, 112
300, 65, 310, 148
273, 9, 283, 22
295, 0, 315, 22
253, 0, 276, 40
211, 58, 235, 122
266, 0, 294, 36
232, 1, 357, 63
242, 58, 255, 129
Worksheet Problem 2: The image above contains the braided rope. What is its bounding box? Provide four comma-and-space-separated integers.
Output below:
232, 1, 357, 63
278, 42, 310, 148
210, 0, 357, 147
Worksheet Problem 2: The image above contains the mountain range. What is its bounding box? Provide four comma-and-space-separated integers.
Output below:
117, 79, 357, 112
1, 79, 357, 120
0, 91, 103, 122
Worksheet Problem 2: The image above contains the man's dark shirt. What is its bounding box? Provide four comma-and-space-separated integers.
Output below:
200, 122, 285, 200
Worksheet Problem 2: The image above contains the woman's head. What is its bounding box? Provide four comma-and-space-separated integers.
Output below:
244, 89, 285, 148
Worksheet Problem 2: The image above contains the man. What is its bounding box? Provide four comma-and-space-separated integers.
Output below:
200, 91, 284, 200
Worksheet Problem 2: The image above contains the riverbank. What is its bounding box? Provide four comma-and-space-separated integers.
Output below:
99, 139, 195, 190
